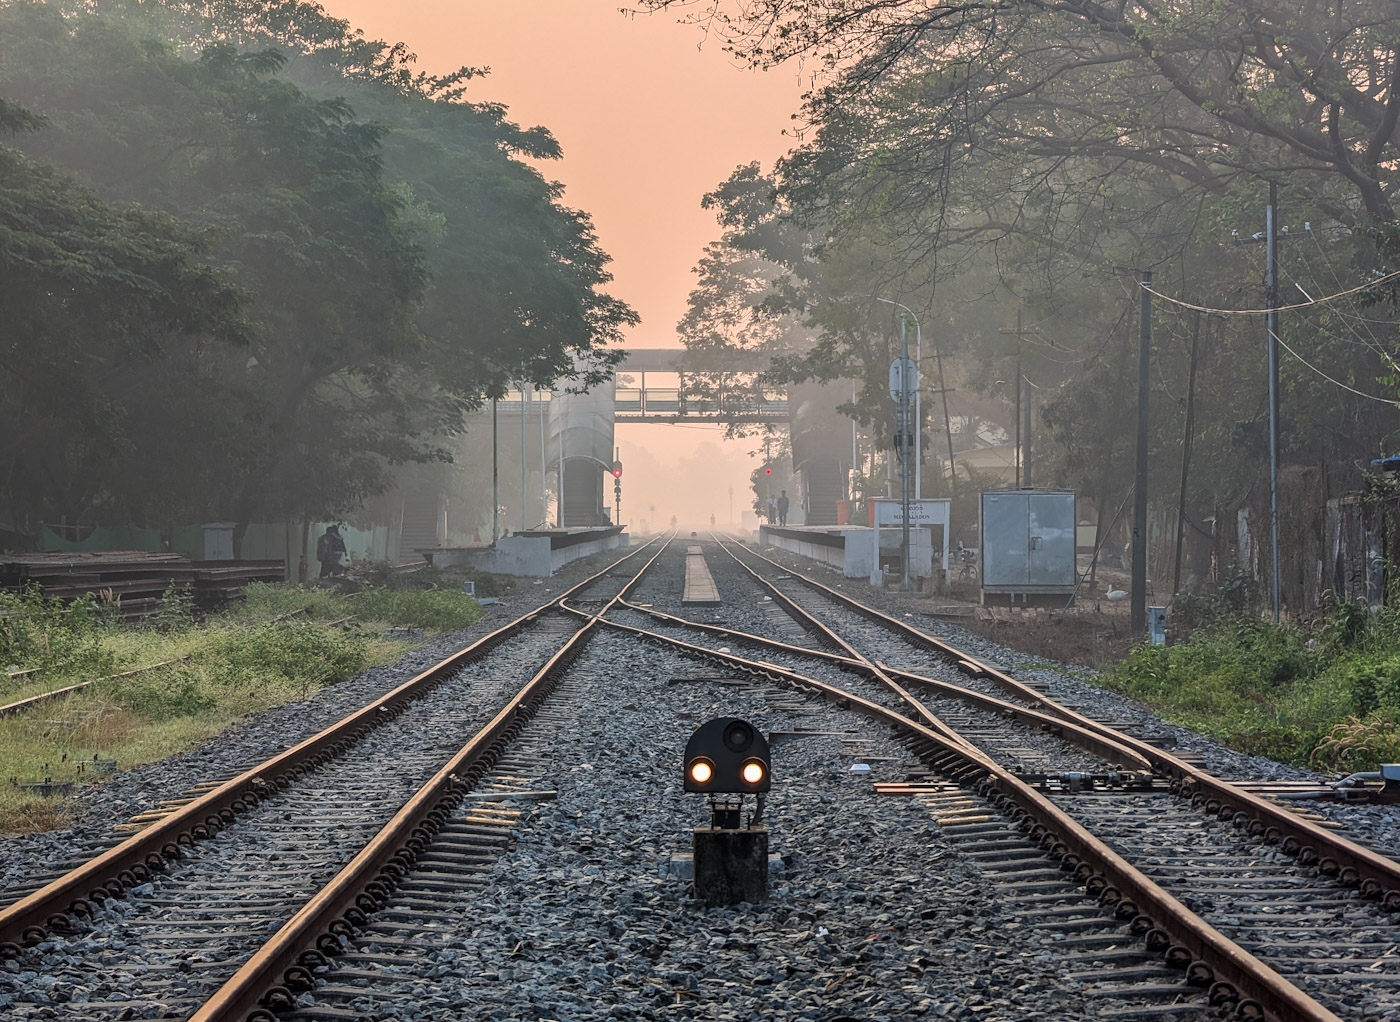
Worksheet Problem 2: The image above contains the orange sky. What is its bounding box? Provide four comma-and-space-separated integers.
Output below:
323, 0, 803, 344
321, 0, 806, 525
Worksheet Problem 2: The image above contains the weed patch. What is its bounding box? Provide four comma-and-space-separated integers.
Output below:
0, 574, 481, 834
1100, 600, 1400, 770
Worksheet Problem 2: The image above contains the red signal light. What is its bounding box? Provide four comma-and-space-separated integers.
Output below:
764, 468, 772, 475
611, 468, 622, 478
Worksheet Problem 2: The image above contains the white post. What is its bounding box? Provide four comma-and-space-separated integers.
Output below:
539, 387, 547, 528
914, 321, 922, 499
870, 500, 882, 586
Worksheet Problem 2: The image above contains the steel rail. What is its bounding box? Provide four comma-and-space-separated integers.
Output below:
186, 537, 675, 1021
615, 598, 1153, 772
702, 541, 982, 755
598, 615, 1340, 1022
729, 538, 1400, 912
0, 536, 664, 954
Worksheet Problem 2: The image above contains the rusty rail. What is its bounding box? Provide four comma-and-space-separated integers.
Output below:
190, 539, 674, 1020
192, 621, 601, 1022
0, 536, 664, 954
729, 538, 1400, 914
617, 597, 1152, 772
601, 616, 1340, 1022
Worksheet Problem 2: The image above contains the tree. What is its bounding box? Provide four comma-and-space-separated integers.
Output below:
644, 1, 1400, 220
0, 96, 248, 534
0, 2, 636, 546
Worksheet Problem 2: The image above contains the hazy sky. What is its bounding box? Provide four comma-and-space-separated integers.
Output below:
322, 0, 805, 525
324, 0, 802, 340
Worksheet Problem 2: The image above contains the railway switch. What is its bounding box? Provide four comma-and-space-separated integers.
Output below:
682, 717, 772, 906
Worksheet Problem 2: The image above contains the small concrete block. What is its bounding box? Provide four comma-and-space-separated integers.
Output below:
693, 826, 769, 906
665, 852, 784, 881
664, 853, 694, 880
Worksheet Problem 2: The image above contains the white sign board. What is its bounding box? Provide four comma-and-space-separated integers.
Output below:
869, 498, 951, 585
873, 498, 949, 526
888, 357, 918, 402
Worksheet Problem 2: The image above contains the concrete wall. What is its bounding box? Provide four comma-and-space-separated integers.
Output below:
760, 525, 934, 581
424, 528, 630, 577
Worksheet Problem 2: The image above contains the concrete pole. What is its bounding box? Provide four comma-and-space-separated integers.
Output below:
914, 320, 922, 499
1267, 182, 1281, 623
900, 315, 911, 591
1015, 309, 1022, 488
539, 388, 547, 528
491, 397, 499, 545
520, 384, 528, 532
1132, 271, 1151, 637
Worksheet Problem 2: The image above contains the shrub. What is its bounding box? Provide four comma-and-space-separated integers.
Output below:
110, 666, 213, 719
353, 589, 483, 632
203, 622, 369, 696
0, 588, 114, 677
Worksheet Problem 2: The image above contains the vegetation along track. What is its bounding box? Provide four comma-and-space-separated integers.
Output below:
0, 535, 675, 1019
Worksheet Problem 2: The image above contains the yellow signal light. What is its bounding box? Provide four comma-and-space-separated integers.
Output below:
741, 761, 766, 784
689, 760, 714, 784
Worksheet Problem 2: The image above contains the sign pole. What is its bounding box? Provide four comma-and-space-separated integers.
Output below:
900, 316, 912, 591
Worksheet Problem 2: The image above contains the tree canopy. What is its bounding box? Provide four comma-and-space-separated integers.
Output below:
0, 0, 634, 544
655, 0, 1400, 577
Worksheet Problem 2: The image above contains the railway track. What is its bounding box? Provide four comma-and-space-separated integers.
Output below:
684, 537, 1400, 1020
5, 535, 1400, 1020
0, 536, 672, 1019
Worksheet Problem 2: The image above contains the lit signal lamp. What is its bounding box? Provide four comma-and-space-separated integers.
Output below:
764, 468, 772, 475
682, 717, 773, 905
683, 716, 772, 830
611, 461, 623, 479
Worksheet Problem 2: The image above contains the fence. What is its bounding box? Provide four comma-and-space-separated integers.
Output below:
1142, 465, 1397, 616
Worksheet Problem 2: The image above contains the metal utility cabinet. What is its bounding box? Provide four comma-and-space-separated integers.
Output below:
980, 489, 1076, 605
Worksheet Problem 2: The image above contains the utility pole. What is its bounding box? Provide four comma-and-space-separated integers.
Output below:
1132, 271, 1151, 637
1023, 374, 1033, 487
1234, 192, 1309, 621
613, 445, 622, 526
1173, 312, 1201, 596
1266, 183, 1281, 623
999, 309, 1031, 486
491, 397, 499, 545
877, 298, 924, 500
556, 419, 564, 529
894, 314, 915, 591
538, 388, 547, 529
520, 384, 528, 533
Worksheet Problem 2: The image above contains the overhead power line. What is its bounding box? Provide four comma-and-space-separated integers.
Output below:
1141, 269, 1400, 316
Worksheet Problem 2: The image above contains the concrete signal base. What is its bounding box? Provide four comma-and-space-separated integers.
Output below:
692, 826, 769, 906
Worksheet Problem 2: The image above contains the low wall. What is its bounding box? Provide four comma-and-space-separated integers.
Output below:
423, 527, 628, 577
759, 525, 934, 581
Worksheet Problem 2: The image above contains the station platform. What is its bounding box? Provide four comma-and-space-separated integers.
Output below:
420, 527, 628, 577
682, 545, 720, 605
758, 524, 940, 582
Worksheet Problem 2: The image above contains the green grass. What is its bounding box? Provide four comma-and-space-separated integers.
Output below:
1099, 603, 1400, 770
0, 580, 485, 833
